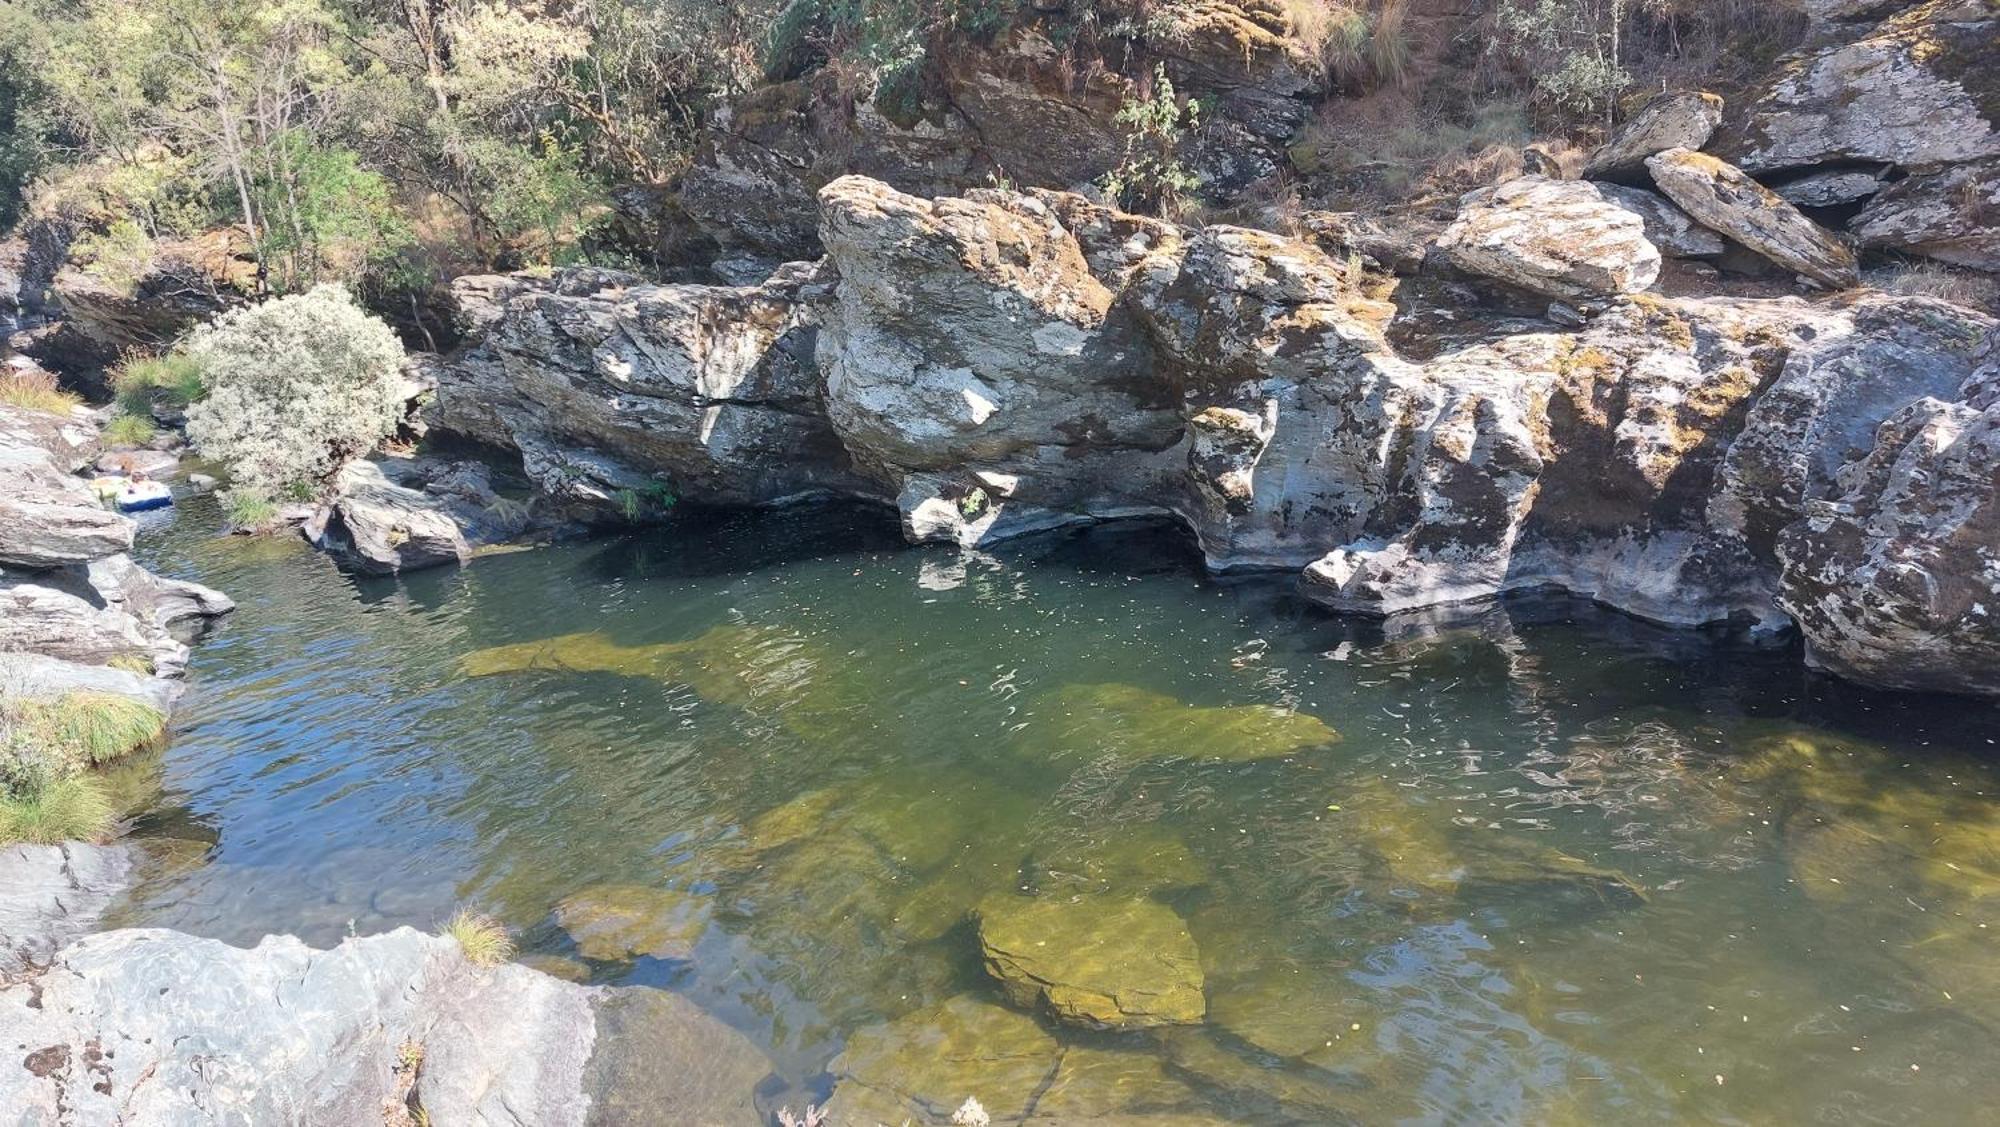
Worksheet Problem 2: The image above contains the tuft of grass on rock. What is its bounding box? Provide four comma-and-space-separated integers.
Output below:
0, 776, 117, 845
223, 489, 279, 529
441, 909, 514, 967
14, 692, 167, 770
102, 412, 159, 447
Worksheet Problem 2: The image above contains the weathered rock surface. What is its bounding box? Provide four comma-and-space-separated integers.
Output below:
1770, 167, 1888, 209
1596, 183, 1728, 258
0, 653, 179, 714
1581, 90, 1726, 181
977, 894, 1205, 1029
432, 259, 869, 516
1850, 157, 2000, 271
0, 843, 132, 974
304, 460, 471, 575
1647, 148, 1859, 286
1436, 177, 1663, 300
1776, 336, 2000, 695
0, 926, 772, 1126
437, 175, 2000, 696
1725, 0, 2000, 175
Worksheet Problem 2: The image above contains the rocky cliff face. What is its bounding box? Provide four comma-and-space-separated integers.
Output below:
430, 165, 2000, 697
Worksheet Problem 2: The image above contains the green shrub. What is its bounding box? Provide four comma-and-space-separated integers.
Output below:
101, 412, 158, 447
441, 909, 514, 967
1101, 65, 1204, 217
184, 285, 406, 501
0, 776, 117, 845
115, 352, 205, 413
0, 366, 79, 413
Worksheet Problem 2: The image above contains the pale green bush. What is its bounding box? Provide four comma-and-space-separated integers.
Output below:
184, 285, 406, 502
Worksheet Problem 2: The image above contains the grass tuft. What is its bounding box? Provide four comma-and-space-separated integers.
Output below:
114, 352, 204, 413
223, 490, 279, 529
0, 366, 81, 414
442, 909, 514, 967
0, 776, 117, 845
8, 691, 166, 771
102, 412, 159, 447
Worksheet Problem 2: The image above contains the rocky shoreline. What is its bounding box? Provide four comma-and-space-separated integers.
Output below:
417, 166, 1999, 698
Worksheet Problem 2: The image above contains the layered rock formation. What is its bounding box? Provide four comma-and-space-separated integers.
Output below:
0, 398, 231, 683
432, 174, 2000, 697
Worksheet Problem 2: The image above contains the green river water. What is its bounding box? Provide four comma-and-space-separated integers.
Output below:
114, 494, 2000, 1124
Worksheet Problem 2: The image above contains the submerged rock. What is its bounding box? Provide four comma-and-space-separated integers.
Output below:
977, 893, 1206, 1029
554, 883, 708, 962
1032, 682, 1339, 765
824, 995, 1060, 1125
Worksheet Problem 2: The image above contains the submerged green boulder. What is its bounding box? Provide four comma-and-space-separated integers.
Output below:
1031, 683, 1339, 765
1206, 966, 1376, 1068
977, 893, 1206, 1029
553, 883, 708, 962
824, 994, 1061, 1124
1026, 825, 1209, 897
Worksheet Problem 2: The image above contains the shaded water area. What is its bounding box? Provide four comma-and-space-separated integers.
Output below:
119, 496, 2000, 1124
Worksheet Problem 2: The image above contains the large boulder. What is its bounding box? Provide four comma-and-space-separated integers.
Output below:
1647, 148, 1859, 287
1435, 177, 1663, 300
304, 460, 471, 576
1581, 90, 1726, 182
1776, 340, 2000, 695
816, 175, 1186, 543
1724, 0, 2000, 175
0, 926, 772, 1125
1849, 157, 2000, 272
0, 401, 130, 569
430, 260, 871, 515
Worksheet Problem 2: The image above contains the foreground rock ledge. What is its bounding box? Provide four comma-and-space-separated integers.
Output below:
0, 927, 770, 1125
430, 175, 2000, 698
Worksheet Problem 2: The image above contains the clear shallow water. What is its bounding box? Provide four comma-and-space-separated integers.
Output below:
119, 496, 2000, 1125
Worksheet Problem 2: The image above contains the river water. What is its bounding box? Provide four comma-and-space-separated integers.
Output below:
116, 494, 2000, 1124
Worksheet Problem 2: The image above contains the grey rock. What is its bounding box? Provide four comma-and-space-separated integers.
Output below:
1777, 357, 2000, 695
1596, 183, 1729, 258
1725, 2, 1999, 174
0, 403, 132, 570
0, 569, 177, 674
1647, 148, 1859, 287
1581, 90, 1725, 182
1436, 177, 1663, 301
304, 461, 471, 575
1771, 168, 1888, 209
0, 926, 771, 1126
0, 652, 181, 714
0, 842, 133, 974
1850, 157, 2000, 272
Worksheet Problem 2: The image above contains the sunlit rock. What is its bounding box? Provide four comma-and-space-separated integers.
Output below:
553, 883, 708, 962
823, 994, 1060, 1125
977, 893, 1205, 1029
1031, 682, 1339, 765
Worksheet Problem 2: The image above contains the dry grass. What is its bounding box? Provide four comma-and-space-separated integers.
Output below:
1869, 260, 2000, 315
1293, 92, 1538, 203
6, 691, 167, 772
441, 909, 514, 967
0, 366, 81, 414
